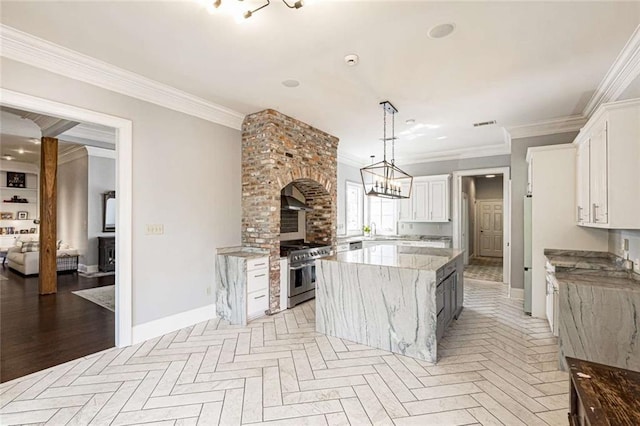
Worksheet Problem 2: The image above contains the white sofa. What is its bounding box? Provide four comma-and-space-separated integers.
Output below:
7, 245, 79, 276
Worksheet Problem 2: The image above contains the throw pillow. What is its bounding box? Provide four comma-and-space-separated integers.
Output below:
21, 241, 39, 253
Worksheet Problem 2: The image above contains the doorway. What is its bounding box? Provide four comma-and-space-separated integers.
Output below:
1, 88, 133, 351
453, 168, 510, 285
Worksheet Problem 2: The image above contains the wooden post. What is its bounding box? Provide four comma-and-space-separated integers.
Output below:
39, 137, 58, 295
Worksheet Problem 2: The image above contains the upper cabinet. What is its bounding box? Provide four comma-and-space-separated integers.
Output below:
574, 99, 640, 229
399, 174, 451, 223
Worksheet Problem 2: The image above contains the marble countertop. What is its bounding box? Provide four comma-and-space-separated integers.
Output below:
321, 244, 463, 271
545, 249, 640, 292
545, 249, 622, 271
217, 246, 269, 259
337, 235, 452, 244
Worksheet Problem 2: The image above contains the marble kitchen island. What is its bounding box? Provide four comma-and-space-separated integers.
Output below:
316, 244, 464, 363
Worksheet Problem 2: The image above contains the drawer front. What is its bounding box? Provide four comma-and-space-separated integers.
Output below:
247, 257, 269, 271
247, 268, 269, 293
247, 289, 269, 319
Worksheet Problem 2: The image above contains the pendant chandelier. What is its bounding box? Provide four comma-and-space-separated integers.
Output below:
360, 101, 413, 199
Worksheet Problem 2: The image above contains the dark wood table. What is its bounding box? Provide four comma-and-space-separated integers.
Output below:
567, 357, 640, 425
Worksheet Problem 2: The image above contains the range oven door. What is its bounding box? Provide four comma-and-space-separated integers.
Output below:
289, 261, 316, 297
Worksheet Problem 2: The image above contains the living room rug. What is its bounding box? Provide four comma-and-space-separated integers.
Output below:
72, 285, 115, 312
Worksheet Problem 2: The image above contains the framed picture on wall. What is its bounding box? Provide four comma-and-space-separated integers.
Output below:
29, 228, 36, 234
0, 212, 13, 220
17, 211, 28, 220
7, 172, 26, 188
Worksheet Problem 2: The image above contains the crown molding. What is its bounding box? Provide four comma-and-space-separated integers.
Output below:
86, 146, 116, 159
583, 24, 640, 117
0, 24, 245, 130
58, 145, 88, 165
60, 123, 116, 145
506, 114, 586, 139
397, 143, 511, 166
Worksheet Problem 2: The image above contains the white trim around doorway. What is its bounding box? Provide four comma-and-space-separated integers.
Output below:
0, 88, 133, 347
452, 167, 511, 289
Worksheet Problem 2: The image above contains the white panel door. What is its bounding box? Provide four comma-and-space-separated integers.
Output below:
413, 180, 429, 221
428, 179, 448, 222
478, 200, 503, 258
576, 139, 591, 224
589, 119, 608, 224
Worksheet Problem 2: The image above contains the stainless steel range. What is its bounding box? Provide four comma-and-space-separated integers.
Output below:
280, 240, 332, 308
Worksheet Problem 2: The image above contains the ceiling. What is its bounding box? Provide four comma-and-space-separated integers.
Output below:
0, 108, 115, 164
1, 1, 639, 165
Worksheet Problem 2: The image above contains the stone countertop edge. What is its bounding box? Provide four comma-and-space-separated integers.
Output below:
337, 235, 452, 244
320, 245, 464, 271
545, 248, 640, 291
545, 248, 630, 272
217, 246, 269, 259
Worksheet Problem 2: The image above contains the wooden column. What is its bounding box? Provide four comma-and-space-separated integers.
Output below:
39, 137, 58, 295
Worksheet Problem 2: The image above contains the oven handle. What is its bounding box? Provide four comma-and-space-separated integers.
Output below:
289, 264, 309, 271
289, 262, 316, 270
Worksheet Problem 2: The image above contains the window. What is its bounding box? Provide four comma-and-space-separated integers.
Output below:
345, 181, 364, 235
368, 197, 397, 236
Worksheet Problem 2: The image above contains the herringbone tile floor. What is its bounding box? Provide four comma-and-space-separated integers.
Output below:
0, 280, 569, 425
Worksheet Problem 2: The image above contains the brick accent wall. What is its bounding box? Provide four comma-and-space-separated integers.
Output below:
242, 109, 339, 312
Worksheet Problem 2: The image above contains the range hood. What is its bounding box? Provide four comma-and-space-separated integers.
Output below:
281, 185, 313, 211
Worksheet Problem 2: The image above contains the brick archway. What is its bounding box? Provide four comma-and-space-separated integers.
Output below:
242, 109, 338, 312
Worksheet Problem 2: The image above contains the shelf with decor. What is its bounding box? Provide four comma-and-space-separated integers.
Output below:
0, 169, 39, 245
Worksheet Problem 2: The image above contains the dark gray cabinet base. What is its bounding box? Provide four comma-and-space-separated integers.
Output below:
98, 237, 115, 272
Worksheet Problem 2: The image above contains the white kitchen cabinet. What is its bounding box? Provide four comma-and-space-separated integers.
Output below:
215, 250, 270, 325
575, 139, 591, 224
399, 174, 451, 223
574, 98, 640, 229
399, 182, 412, 221
246, 257, 270, 320
413, 180, 429, 221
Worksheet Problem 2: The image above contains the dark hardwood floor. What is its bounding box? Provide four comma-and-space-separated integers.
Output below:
1, 267, 115, 383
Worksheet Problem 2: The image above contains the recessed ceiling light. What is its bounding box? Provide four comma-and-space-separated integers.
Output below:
282, 79, 300, 88
344, 54, 359, 66
2, 155, 14, 161
428, 23, 456, 39
437, 136, 448, 140
485, 174, 496, 178
405, 119, 415, 125
17, 148, 25, 154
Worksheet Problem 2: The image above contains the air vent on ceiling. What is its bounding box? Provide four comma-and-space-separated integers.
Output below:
473, 120, 497, 127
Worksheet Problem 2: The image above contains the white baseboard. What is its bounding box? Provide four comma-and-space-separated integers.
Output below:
78, 264, 99, 273
131, 304, 216, 345
509, 287, 524, 300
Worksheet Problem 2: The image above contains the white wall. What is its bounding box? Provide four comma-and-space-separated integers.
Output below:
337, 162, 362, 236
86, 151, 115, 267
609, 230, 640, 269
57, 152, 88, 261
1, 57, 242, 326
